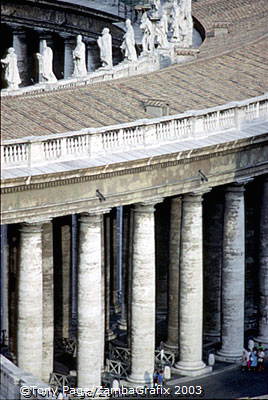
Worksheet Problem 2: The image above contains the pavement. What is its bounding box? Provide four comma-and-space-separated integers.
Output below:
165, 361, 268, 400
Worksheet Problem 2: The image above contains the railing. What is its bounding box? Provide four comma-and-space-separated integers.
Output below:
1, 94, 267, 171
106, 359, 129, 378
54, 337, 77, 357
49, 372, 76, 390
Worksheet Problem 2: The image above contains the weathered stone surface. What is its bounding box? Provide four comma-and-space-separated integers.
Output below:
77, 212, 103, 388
128, 200, 161, 385
165, 197, 181, 351
42, 221, 53, 383
17, 222, 43, 379
175, 191, 210, 376
203, 192, 224, 338
255, 176, 268, 345
216, 184, 245, 362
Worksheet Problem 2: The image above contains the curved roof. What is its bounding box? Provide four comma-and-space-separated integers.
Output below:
1, 0, 268, 140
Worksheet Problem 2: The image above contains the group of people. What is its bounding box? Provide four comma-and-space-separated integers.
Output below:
153, 369, 165, 386
242, 340, 266, 372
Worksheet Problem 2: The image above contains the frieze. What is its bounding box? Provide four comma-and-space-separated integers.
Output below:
1, 0, 123, 42
1, 139, 267, 194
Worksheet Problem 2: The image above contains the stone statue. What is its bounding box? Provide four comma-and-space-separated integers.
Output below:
155, 11, 170, 48
120, 19, 137, 62
73, 35, 87, 77
170, 0, 181, 42
170, 0, 193, 46
36, 40, 57, 83
1, 47, 21, 90
140, 12, 155, 54
97, 28, 113, 69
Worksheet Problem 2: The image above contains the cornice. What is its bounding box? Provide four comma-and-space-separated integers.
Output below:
1, 135, 267, 194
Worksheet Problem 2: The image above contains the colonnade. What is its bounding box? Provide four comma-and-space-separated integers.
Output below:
0, 23, 120, 88
1, 176, 268, 387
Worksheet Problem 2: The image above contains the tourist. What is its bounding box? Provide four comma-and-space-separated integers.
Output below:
241, 348, 250, 371
153, 369, 159, 386
157, 370, 164, 386
257, 348, 265, 371
248, 337, 255, 352
249, 349, 258, 371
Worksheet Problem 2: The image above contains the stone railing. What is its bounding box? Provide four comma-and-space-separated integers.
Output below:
0, 355, 55, 400
1, 94, 268, 171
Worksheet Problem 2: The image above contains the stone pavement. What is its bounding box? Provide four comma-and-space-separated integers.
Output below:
165, 361, 268, 399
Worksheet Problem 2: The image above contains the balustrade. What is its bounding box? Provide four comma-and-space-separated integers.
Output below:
1, 94, 267, 171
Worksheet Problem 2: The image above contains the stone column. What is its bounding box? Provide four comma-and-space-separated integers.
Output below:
86, 39, 100, 72
175, 191, 211, 376
0, 225, 9, 340
12, 26, 28, 86
17, 222, 43, 379
104, 214, 116, 341
255, 177, 268, 345
216, 183, 246, 362
77, 210, 109, 388
165, 197, 182, 351
71, 215, 78, 338
42, 221, 54, 383
203, 194, 223, 339
61, 34, 74, 79
62, 223, 71, 339
128, 199, 162, 385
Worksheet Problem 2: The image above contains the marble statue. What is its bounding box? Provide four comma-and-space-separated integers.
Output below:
140, 12, 155, 54
36, 40, 57, 83
170, 0, 193, 46
170, 0, 181, 42
155, 11, 170, 48
180, 0, 193, 46
97, 28, 113, 69
73, 35, 87, 77
1, 47, 21, 90
120, 19, 137, 62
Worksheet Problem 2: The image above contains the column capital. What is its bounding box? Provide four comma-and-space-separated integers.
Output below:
9, 25, 26, 36
135, 197, 163, 210
59, 32, 75, 42
79, 209, 111, 223
183, 188, 211, 203
225, 178, 254, 192
20, 218, 52, 233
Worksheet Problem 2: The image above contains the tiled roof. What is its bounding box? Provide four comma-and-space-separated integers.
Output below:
1, 0, 268, 140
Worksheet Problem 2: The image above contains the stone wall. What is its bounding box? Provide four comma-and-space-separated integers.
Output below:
0, 355, 54, 400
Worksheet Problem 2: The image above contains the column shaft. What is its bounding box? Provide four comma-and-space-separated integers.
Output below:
77, 213, 102, 388
175, 192, 210, 376
62, 224, 71, 338
17, 223, 43, 378
12, 28, 28, 86
217, 184, 245, 362
42, 222, 54, 382
128, 202, 158, 385
63, 37, 74, 79
255, 177, 268, 345
1, 225, 9, 338
203, 195, 223, 338
165, 197, 181, 351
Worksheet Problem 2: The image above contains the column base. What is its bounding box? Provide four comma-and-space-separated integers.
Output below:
118, 318, 127, 331
127, 374, 153, 386
106, 329, 117, 341
215, 350, 242, 363
173, 361, 211, 377
253, 336, 268, 347
163, 342, 179, 353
